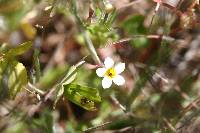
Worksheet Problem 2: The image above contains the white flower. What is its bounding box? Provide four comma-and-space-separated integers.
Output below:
96, 57, 125, 89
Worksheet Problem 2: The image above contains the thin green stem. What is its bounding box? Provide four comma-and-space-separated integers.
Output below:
71, 0, 102, 65
33, 48, 41, 83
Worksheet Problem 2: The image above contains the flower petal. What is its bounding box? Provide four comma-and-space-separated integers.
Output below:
153, 0, 162, 3
96, 68, 106, 77
104, 57, 114, 68
113, 75, 125, 86
114, 63, 125, 74
102, 77, 112, 89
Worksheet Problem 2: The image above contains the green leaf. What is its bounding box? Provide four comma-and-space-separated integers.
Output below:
121, 15, 148, 48
54, 60, 85, 107
33, 48, 41, 83
0, 42, 30, 98
61, 64, 78, 85
61, 60, 85, 86
63, 84, 101, 111
106, 117, 144, 130
0, 57, 8, 79
31, 109, 53, 133
5, 41, 32, 58
0, 57, 8, 95
121, 15, 146, 35
8, 61, 28, 98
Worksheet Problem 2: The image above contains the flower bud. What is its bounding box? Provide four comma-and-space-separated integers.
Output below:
104, 1, 114, 13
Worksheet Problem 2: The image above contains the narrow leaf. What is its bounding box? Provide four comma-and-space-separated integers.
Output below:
5, 41, 32, 58
54, 60, 85, 107
33, 48, 41, 83
0, 58, 8, 96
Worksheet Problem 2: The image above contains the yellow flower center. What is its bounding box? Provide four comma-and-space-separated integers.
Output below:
105, 68, 116, 78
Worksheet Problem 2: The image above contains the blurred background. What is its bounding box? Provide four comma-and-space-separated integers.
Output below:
0, 0, 200, 132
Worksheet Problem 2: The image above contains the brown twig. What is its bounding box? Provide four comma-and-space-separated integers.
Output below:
181, 96, 200, 115
163, 117, 177, 133
105, 34, 183, 47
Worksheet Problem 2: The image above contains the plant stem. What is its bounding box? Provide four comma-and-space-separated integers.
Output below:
33, 48, 41, 83
82, 30, 102, 65
71, 0, 102, 65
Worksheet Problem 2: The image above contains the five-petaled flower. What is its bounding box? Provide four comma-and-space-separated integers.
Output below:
96, 57, 125, 89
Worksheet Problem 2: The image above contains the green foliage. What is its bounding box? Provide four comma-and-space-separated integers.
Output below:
0, 42, 31, 98
39, 65, 68, 89
54, 61, 84, 107
31, 109, 53, 133
122, 15, 146, 34
107, 117, 144, 130
0, 0, 200, 132
126, 71, 150, 111
3, 121, 29, 133
63, 84, 101, 111
54, 60, 101, 111
7, 61, 28, 98
86, 6, 118, 45
5, 41, 32, 58
32, 48, 41, 83
87, 23, 118, 45
121, 15, 149, 48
